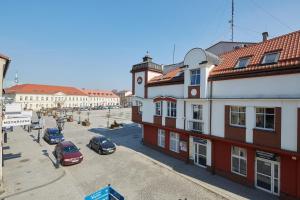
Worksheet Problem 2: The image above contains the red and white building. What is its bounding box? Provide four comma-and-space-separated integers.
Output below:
131, 31, 300, 199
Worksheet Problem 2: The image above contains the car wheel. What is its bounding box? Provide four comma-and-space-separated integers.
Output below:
88, 142, 92, 149
98, 149, 103, 155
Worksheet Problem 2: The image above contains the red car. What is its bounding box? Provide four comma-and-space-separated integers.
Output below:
54, 141, 83, 166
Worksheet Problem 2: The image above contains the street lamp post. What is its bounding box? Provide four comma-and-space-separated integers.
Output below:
56, 118, 65, 134
78, 111, 81, 124
107, 108, 111, 128
87, 111, 90, 122
36, 110, 42, 143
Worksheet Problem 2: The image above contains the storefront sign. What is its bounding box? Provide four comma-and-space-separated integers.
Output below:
256, 150, 277, 161
180, 141, 187, 152
2, 117, 31, 127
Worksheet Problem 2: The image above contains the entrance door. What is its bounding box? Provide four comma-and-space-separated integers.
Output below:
193, 142, 206, 167
255, 158, 280, 195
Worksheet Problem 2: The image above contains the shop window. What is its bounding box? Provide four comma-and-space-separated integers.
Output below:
157, 129, 165, 148
170, 132, 179, 153
231, 146, 247, 176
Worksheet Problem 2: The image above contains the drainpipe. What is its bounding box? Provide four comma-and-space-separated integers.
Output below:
209, 80, 215, 174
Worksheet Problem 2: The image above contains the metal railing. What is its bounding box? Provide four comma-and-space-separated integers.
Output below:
187, 120, 204, 133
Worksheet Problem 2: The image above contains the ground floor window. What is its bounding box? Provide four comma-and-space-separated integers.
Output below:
231, 146, 247, 176
157, 129, 165, 148
169, 132, 179, 153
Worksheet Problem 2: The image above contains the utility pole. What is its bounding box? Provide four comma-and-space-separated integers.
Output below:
230, 0, 234, 42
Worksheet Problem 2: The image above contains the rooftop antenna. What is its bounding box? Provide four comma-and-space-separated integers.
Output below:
172, 44, 176, 64
229, 0, 234, 42
14, 71, 19, 85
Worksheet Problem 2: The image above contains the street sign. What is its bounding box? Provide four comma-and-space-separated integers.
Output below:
85, 186, 124, 200
2, 117, 31, 127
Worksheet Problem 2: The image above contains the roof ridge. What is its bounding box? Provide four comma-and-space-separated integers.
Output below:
220, 30, 300, 57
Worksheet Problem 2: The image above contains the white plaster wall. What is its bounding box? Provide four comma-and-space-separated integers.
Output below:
135, 71, 145, 98
245, 107, 255, 143
162, 101, 167, 126
176, 99, 184, 129
206, 140, 212, 166
148, 84, 184, 99
211, 101, 225, 137
213, 73, 300, 98
142, 99, 154, 123
281, 102, 298, 151
147, 71, 162, 81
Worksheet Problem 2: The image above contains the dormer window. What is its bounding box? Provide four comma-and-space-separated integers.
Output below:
190, 69, 200, 85
262, 52, 280, 64
235, 57, 250, 69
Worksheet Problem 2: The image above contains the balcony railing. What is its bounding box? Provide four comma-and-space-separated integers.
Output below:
187, 120, 204, 133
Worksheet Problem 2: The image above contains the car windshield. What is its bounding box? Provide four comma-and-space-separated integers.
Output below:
63, 145, 79, 153
99, 138, 110, 144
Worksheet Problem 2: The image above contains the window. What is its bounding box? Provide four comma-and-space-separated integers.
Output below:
167, 102, 176, 117
30, 96, 33, 101
262, 52, 279, 64
192, 105, 203, 120
230, 106, 246, 127
155, 101, 162, 116
41, 96, 44, 101
20, 96, 23, 101
235, 57, 250, 68
256, 107, 275, 130
231, 146, 247, 176
157, 129, 165, 148
190, 69, 200, 85
46, 97, 48, 101
36, 96, 39, 101
25, 96, 28, 101
170, 132, 179, 153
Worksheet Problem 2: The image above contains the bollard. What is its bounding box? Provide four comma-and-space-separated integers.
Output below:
4, 131, 7, 143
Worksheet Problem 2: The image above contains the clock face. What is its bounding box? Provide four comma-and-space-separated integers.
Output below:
137, 77, 143, 85
191, 88, 197, 96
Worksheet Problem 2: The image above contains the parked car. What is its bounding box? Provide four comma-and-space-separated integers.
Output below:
43, 128, 64, 144
54, 141, 83, 166
88, 136, 116, 154
30, 121, 42, 130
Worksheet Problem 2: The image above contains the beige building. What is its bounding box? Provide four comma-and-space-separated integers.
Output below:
116, 90, 132, 107
4, 84, 120, 110
0, 53, 10, 188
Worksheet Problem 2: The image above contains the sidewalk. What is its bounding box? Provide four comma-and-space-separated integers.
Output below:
0, 126, 83, 200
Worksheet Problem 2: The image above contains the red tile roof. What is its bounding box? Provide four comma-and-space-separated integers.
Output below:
148, 67, 184, 86
209, 30, 300, 79
80, 89, 119, 98
5, 84, 87, 96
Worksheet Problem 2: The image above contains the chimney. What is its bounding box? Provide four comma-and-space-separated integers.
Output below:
262, 32, 269, 42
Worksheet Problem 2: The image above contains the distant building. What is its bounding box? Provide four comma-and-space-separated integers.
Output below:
80, 89, 120, 107
116, 90, 132, 107
4, 84, 120, 110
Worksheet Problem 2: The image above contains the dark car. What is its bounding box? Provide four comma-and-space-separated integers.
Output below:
43, 128, 64, 144
54, 141, 83, 166
88, 136, 116, 154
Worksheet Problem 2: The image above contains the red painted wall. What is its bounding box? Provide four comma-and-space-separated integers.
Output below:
143, 125, 188, 161
280, 155, 298, 198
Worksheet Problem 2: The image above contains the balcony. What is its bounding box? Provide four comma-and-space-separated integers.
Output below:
187, 120, 204, 133
132, 106, 142, 123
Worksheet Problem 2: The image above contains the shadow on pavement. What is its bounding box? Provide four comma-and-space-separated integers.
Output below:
3, 153, 22, 161
88, 123, 276, 200
42, 149, 59, 169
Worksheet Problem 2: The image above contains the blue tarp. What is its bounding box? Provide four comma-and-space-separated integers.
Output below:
85, 186, 124, 200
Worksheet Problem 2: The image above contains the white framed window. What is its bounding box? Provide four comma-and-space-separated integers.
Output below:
190, 69, 200, 85
231, 146, 247, 176
30, 96, 33, 101
262, 52, 280, 64
155, 101, 162, 116
230, 106, 246, 127
170, 132, 179, 153
255, 107, 275, 130
25, 96, 28, 101
192, 104, 203, 120
167, 102, 176, 117
235, 57, 250, 68
20, 96, 23, 101
157, 129, 165, 148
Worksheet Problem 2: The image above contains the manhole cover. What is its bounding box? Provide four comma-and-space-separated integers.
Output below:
19, 159, 30, 163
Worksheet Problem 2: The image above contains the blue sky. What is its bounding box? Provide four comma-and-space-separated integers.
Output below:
1, 0, 299, 90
